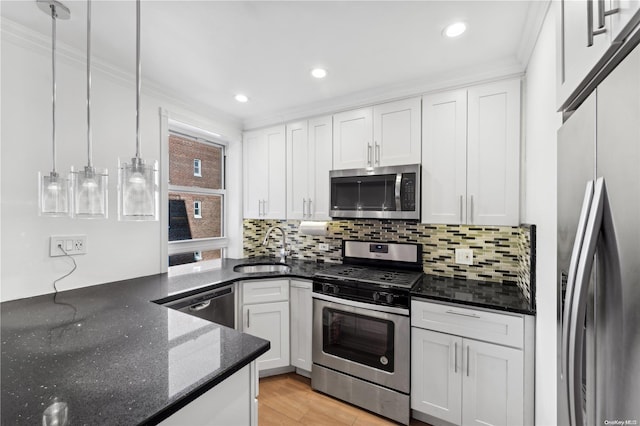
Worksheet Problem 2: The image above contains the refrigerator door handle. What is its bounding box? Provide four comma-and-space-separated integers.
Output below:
562, 181, 595, 381
568, 178, 606, 426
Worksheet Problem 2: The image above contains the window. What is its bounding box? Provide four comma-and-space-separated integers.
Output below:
193, 159, 202, 177
167, 128, 226, 271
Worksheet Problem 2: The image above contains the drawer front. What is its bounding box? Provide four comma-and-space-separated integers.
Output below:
411, 300, 523, 348
242, 279, 289, 304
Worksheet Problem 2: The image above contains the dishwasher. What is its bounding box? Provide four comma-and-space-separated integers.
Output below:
164, 284, 235, 329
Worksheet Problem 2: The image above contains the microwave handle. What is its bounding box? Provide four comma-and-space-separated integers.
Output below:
395, 174, 402, 211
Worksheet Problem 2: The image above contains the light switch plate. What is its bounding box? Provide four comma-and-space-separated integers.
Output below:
50, 235, 87, 257
455, 248, 473, 265
318, 243, 330, 251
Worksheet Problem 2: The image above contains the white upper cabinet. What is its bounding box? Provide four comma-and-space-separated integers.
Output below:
467, 80, 520, 226
373, 97, 422, 167
286, 115, 332, 220
557, 0, 640, 108
286, 121, 309, 220
421, 90, 468, 225
333, 108, 373, 170
333, 97, 421, 170
243, 125, 286, 219
422, 79, 521, 226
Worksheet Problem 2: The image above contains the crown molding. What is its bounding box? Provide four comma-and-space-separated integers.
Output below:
1, 17, 243, 130
243, 59, 525, 131
516, 0, 552, 68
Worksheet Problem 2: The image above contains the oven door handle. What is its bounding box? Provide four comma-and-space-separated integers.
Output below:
312, 292, 409, 316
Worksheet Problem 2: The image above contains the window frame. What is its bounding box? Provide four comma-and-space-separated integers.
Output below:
165, 122, 228, 261
193, 158, 202, 177
193, 200, 202, 218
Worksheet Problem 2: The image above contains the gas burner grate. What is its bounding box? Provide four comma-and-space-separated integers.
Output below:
316, 264, 422, 288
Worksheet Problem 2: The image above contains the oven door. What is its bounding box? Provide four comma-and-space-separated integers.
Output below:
312, 293, 410, 394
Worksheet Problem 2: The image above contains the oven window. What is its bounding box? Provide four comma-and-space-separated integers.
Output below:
322, 308, 394, 372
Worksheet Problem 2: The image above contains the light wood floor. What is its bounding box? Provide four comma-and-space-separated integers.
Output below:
258, 373, 431, 426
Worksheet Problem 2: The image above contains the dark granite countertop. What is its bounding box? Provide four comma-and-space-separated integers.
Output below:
411, 274, 535, 315
2, 257, 533, 425
0, 257, 328, 425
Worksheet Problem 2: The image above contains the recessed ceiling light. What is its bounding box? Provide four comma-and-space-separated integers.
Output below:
311, 68, 328, 79
234, 94, 249, 103
444, 22, 467, 38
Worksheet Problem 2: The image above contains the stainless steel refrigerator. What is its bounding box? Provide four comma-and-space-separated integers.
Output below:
557, 42, 640, 425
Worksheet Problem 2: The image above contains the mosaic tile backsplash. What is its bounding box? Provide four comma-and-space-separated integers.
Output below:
243, 219, 535, 305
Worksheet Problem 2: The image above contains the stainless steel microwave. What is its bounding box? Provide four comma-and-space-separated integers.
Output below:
329, 164, 420, 219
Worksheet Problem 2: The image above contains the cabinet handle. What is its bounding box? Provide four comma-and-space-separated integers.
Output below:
308, 198, 312, 217
469, 195, 474, 223
445, 309, 481, 319
597, 0, 620, 29
367, 143, 372, 166
247, 309, 250, 328
375, 142, 380, 165
466, 345, 470, 377
587, 0, 607, 46
459, 195, 463, 223
454, 342, 458, 373
303, 199, 307, 217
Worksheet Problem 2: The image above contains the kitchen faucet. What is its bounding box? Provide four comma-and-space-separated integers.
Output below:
262, 226, 288, 263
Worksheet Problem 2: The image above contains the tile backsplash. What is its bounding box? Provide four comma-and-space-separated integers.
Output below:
243, 219, 535, 305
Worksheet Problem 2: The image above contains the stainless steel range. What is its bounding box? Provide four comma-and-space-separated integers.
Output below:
311, 240, 422, 425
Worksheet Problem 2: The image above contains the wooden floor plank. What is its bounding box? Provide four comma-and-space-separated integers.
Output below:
258, 373, 431, 426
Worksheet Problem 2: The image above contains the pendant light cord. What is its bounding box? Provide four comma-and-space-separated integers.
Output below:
51, 4, 57, 174
135, 0, 141, 160
86, 0, 93, 168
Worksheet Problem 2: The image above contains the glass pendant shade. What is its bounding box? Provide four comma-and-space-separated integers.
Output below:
39, 171, 70, 216
71, 166, 108, 218
118, 157, 158, 221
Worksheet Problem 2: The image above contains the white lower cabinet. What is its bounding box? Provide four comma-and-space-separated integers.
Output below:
411, 328, 462, 425
241, 280, 290, 372
160, 361, 258, 426
290, 280, 312, 372
411, 300, 533, 426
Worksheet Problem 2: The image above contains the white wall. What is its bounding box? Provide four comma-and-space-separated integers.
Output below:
523, 5, 562, 426
0, 21, 242, 302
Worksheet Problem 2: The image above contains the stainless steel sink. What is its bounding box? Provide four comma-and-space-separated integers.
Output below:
233, 263, 291, 274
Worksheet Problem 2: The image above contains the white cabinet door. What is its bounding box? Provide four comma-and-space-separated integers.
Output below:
411, 328, 462, 425
373, 97, 421, 167
309, 115, 333, 220
462, 339, 524, 426
467, 79, 520, 226
243, 125, 286, 219
333, 108, 373, 170
290, 280, 313, 372
557, 0, 613, 107
264, 126, 286, 219
242, 301, 290, 371
286, 121, 309, 220
421, 90, 467, 224
243, 130, 269, 219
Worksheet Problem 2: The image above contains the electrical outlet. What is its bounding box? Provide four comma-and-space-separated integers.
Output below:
318, 243, 330, 251
50, 235, 87, 257
455, 248, 473, 265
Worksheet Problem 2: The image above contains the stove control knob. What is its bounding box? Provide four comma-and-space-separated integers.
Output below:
373, 292, 380, 302
385, 293, 395, 304
332, 285, 340, 295
322, 283, 330, 293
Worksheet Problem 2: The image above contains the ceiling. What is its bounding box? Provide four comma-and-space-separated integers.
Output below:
1, 1, 548, 129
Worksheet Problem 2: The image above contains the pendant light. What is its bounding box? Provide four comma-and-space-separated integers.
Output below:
71, 0, 108, 218
117, 0, 159, 221
37, 0, 70, 217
